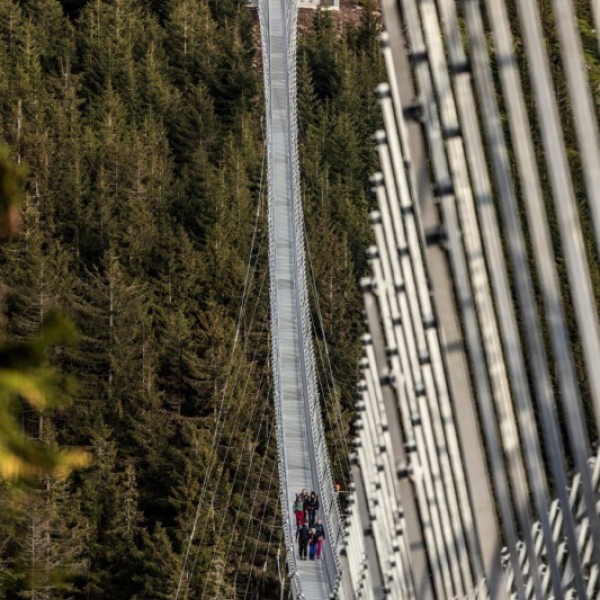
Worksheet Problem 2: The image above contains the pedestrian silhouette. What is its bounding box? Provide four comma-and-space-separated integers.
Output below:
296, 520, 310, 560
314, 517, 325, 559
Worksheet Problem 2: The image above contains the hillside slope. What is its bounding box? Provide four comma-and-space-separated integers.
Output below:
0, 1, 382, 599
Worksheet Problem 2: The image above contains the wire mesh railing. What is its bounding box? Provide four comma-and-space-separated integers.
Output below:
257, 2, 302, 596
346, 0, 600, 598
258, 0, 345, 597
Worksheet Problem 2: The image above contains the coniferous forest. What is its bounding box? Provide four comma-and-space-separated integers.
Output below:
0, 0, 383, 598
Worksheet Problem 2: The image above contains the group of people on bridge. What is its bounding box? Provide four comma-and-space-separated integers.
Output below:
294, 489, 325, 561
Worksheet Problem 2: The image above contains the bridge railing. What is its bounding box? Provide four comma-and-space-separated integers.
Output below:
345, 0, 600, 598
285, 0, 346, 593
257, 2, 303, 597
259, 0, 346, 596
294, 63, 345, 600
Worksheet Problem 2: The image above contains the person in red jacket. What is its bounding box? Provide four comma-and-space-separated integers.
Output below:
293, 494, 305, 528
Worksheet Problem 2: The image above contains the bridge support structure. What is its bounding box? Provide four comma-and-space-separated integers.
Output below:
258, 0, 600, 596
257, 0, 346, 597
345, 0, 600, 598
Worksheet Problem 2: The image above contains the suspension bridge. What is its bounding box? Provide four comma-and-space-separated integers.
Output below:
197, 0, 600, 597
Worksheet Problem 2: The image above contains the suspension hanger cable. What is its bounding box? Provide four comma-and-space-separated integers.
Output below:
178, 264, 268, 600
183, 308, 270, 598
200, 370, 271, 596
295, 66, 353, 479
210, 387, 274, 599
303, 217, 353, 477
309, 307, 350, 489
228, 431, 278, 599
241, 496, 280, 600
174, 140, 267, 600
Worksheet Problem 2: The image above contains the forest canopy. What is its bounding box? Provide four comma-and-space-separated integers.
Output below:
0, 1, 382, 598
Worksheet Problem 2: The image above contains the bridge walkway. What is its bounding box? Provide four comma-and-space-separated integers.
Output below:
262, 0, 331, 596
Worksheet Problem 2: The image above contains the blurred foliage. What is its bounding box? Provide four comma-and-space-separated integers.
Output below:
0, 148, 89, 480
0, 0, 380, 597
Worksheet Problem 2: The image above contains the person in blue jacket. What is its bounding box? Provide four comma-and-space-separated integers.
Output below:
309, 528, 317, 560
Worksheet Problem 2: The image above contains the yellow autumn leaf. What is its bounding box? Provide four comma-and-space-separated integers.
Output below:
0, 446, 90, 480
53, 450, 91, 480
0, 450, 37, 480
0, 370, 47, 408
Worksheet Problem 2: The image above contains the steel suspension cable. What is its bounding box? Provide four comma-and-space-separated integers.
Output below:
184, 308, 270, 598
228, 433, 278, 599
174, 133, 267, 600
513, 0, 600, 473
176, 290, 264, 598
460, 1, 588, 595
304, 230, 354, 470
179, 268, 269, 598
242, 497, 280, 600
483, 0, 600, 572
308, 326, 351, 490
305, 291, 351, 485
296, 67, 354, 485
548, 0, 600, 442
592, 0, 600, 51
207, 380, 273, 599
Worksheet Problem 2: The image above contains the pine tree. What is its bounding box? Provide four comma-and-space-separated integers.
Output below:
94, 462, 145, 600
14, 435, 89, 600
135, 523, 181, 600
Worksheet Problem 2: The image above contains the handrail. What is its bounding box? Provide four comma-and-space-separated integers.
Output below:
257, 1, 303, 596
258, 0, 345, 596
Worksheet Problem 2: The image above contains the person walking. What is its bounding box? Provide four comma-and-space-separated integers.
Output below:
293, 494, 305, 528
301, 488, 309, 522
296, 520, 310, 560
309, 528, 317, 560
314, 518, 325, 559
306, 491, 318, 527
312, 492, 320, 526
